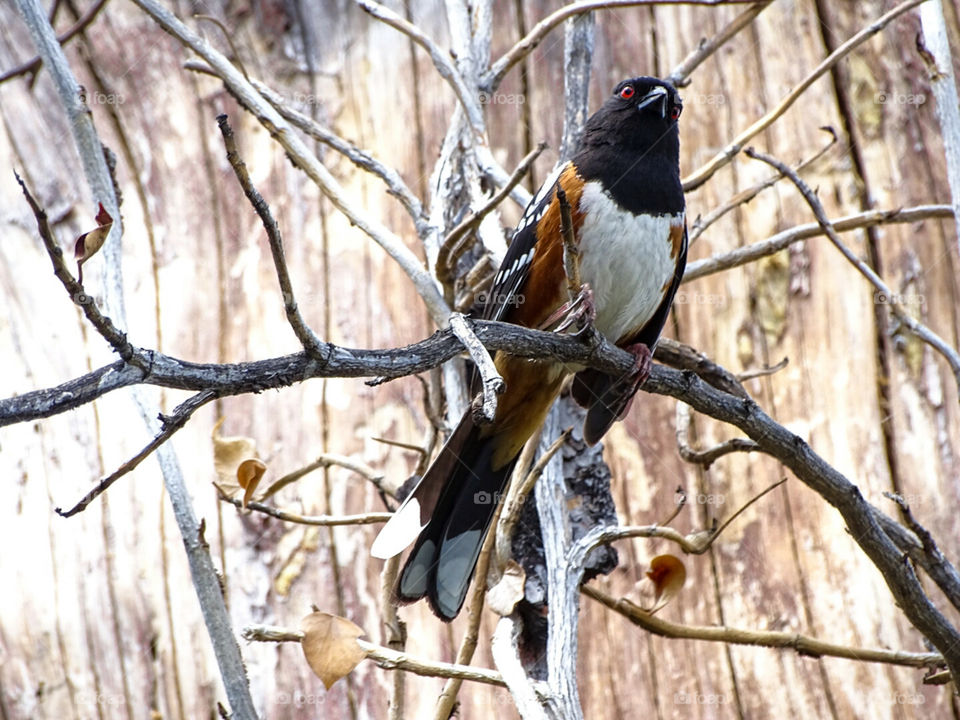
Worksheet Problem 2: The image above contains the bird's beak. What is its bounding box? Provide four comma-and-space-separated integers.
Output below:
636, 85, 669, 117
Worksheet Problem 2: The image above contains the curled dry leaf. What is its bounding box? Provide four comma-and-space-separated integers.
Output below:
73, 202, 113, 284
300, 612, 368, 690
212, 417, 259, 500
639, 554, 687, 613
237, 458, 267, 508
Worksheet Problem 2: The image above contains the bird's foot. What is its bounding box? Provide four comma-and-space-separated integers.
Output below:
540, 284, 595, 334
624, 342, 653, 387
612, 343, 653, 420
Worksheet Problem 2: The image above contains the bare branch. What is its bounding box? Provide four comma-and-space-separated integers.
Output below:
666, 1, 771, 87
216, 67, 428, 234
495, 428, 571, 569
449, 312, 505, 423
558, 11, 594, 161
242, 624, 506, 686
356, 0, 485, 135
580, 479, 784, 555
643, 359, 960, 680
0, 320, 635, 426
15, 172, 136, 362
746, 147, 960, 394
56, 390, 217, 517
682, 0, 926, 191
684, 204, 955, 282
437, 142, 546, 284
193, 14, 248, 78
582, 585, 946, 671
737, 357, 788, 382
675, 401, 759, 468
482, 0, 765, 93
219, 495, 391, 526
259, 453, 387, 501
654, 337, 749, 398
217, 114, 328, 358
558, 187, 583, 301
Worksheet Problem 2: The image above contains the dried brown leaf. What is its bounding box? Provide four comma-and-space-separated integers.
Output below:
237, 458, 267, 508
300, 612, 368, 689
212, 417, 258, 499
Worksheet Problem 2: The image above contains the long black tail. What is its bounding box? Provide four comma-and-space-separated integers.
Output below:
396, 414, 517, 620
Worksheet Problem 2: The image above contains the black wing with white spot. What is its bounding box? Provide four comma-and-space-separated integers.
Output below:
482, 163, 567, 322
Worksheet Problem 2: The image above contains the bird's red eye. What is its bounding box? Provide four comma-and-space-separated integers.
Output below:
670, 105, 682, 120
619, 86, 635, 100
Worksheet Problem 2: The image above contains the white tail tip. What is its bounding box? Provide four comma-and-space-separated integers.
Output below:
370, 497, 425, 559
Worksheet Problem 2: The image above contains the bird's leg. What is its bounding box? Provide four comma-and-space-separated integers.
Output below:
539, 283, 595, 334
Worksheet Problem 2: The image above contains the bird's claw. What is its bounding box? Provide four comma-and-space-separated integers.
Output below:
540, 284, 596, 334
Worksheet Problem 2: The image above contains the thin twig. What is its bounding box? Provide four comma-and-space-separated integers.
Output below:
219, 494, 391, 526
666, 1, 771, 87
883, 492, 947, 566
557, 187, 582, 301
585, 479, 785, 555
56, 390, 217, 517
746, 147, 960, 394
682, 0, 926, 191
241, 624, 506, 686
582, 584, 946, 670
0, 0, 109, 84
193, 14, 248, 78
259, 453, 387, 501
654, 337, 749, 399
378, 553, 405, 720
437, 142, 547, 284
496, 428, 571, 568
216, 115, 329, 359
482, 0, 764, 93
684, 204, 955, 282
433, 461, 511, 719
356, 0, 484, 135
223, 67, 427, 233
688, 127, 838, 245
475, 145, 534, 209
675, 401, 759, 468
372, 436, 428, 478
16, 172, 137, 363
449, 312, 505, 424
737, 357, 788, 382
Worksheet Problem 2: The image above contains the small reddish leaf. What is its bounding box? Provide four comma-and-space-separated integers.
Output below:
73, 203, 113, 284
237, 458, 267, 508
643, 554, 686, 612
300, 612, 368, 689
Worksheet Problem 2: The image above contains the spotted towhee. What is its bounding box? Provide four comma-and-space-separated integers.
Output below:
372, 77, 687, 620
